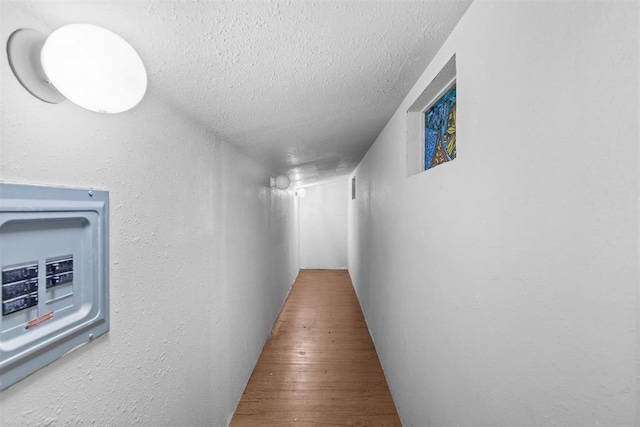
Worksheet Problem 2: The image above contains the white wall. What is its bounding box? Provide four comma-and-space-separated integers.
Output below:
299, 179, 348, 269
349, 1, 640, 425
0, 5, 298, 426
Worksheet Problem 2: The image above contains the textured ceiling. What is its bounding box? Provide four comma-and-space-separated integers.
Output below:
9, 0, 472, 185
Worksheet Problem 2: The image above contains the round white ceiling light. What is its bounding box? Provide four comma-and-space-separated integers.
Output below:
7, 25, 147, 114
270, 175, 291, 190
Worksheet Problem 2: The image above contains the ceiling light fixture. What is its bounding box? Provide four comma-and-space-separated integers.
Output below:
270, 175, 290, 190
7, 24, 147, 113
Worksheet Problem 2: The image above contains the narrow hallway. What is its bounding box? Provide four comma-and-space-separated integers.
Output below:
231, 269, 400, 426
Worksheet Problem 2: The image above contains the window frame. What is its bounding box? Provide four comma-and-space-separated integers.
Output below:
406, 55, 456, 177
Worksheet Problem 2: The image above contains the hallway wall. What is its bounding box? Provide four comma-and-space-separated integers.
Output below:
299, 178, 348, 269
348, 1, 640, 425
0, 5, 299, 426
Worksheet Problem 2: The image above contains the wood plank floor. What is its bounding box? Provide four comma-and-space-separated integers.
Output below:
230, 269, 401, 427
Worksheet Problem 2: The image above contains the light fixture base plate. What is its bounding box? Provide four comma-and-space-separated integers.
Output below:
7, 28, 65, 104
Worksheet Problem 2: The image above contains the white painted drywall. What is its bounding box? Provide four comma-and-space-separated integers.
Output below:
349, 1, 640, 425
0, 5, 298, 426
299, 179, 348, 269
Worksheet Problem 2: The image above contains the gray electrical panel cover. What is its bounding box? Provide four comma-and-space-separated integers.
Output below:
0, 183, 109, 390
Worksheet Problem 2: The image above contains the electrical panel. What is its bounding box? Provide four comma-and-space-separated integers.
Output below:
0, 183, 109, 390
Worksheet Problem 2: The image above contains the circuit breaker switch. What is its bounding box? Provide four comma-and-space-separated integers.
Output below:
45, 257, 73, 275
2, 264, 38, 285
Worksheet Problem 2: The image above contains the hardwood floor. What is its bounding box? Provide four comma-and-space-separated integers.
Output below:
230, 269, 401, 427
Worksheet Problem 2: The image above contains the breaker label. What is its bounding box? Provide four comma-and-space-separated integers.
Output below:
26, 311, 54, 330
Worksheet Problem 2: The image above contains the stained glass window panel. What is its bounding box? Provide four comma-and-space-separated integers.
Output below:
425, 85, 456, 170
